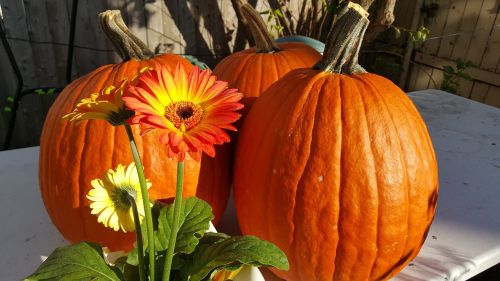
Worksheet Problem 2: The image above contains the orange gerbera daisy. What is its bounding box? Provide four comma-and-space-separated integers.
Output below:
123, 63, 243, 161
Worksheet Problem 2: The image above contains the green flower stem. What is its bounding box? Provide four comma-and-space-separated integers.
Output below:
128, 196, 146, 281
162, 161, 185, 281
124, 124, 155, 281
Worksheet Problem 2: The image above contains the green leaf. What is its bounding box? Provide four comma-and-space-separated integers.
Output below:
181, 236, 289, 281
47, 88, 57, 95
155, 197, 214, 254
24, 242, 123, 281
273, 9, 284, 18
443, 65, 455, 74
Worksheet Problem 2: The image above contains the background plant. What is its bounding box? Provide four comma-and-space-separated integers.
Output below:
441, 59, 474, 94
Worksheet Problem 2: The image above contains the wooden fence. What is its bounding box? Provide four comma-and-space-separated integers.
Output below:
0, 0, 253, 148
0, 0, 499, 149
402, 0, 500, 106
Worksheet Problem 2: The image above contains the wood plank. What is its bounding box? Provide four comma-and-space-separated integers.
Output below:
483, 6, 500, 108
398, 0, 423, 89
484, 86, 500, 107
0, 0, 40, 89
406, 63, 420, 91
0, 33, 19, 148
467, 0, 499, 69
144, 1, 165, 54
479, 3, 500, 73
464, 0, 499, 101
87, 0, 116, 65
147, 0, 181, 54
469, 81, 491, 103
220, 0, 238, 52
45, 0, 70, 87
18, 0, 59, 145
405, 0, 451, 93
427, 67, 442, 90
436, 0, 467, 59
457, 77, 474, 98
414, 52, 500, 87
24, 0, 60, 87
165, 0, 192, 56
393, 0, 414, 29
412, 64, 434, 91
196, 0, 231, 61
125, 0, 149, 48
422, 0, 451, 55
72, 0, 102, 76
450, 0, 483, 61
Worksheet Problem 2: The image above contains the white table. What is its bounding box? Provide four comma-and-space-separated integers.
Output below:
1, 90, 499, 281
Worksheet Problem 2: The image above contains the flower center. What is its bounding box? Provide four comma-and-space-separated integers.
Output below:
110, 186, 136, 212
165, 101, 203, 131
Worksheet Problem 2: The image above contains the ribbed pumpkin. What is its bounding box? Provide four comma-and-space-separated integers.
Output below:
213, 4, 321, 114
39, 11, 229, 251
234, 3, 438, 281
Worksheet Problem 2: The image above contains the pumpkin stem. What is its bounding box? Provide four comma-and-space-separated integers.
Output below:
314, 2, 369, 74
240, 3, 280, 53
98, 10, 154, 61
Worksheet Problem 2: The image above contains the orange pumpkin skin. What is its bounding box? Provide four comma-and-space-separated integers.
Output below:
213, 42, 321, 115
39, 54, 229, 251
234, 69, 439, 281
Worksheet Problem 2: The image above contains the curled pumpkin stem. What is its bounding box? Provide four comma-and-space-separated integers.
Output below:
314, 2, 369, 74
98, 10, 154, 61
240, 3, 280, 53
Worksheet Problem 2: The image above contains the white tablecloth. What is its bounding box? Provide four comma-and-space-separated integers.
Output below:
1, 90, 499, 281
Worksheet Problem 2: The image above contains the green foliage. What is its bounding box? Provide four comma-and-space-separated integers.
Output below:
155, 197, 214, 254
24, 242, 123, 281
261, 8, 285, 36
27, 197, 289, 281
441, 59, 474, 94
3, 95, 14, 112
409, 26, 430, 46
322, 0, 347, 14
180, 235, 289, 281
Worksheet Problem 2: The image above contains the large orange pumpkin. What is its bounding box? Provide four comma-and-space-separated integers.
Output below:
39, 11, 229, 251
234, 3, 438, 281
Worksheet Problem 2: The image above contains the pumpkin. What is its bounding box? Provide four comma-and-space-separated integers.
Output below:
39, 11, 229, 251
213, 3, 321, 115
233, 3, 438, 281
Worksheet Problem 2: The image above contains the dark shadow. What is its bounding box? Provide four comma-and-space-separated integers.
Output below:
164, 0, 232, 66
232, 0, 257, 51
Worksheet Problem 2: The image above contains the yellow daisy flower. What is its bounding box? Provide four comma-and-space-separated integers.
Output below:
87, 163, 152, 232
63, 78, 135, 126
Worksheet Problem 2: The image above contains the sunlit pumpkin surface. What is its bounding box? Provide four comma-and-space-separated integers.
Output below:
234, 69, 439, 281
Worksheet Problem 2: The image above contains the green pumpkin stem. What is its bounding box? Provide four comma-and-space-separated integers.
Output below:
98, 10, 154, 61
314, 2, 369, 74
240, 4, 280, 53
